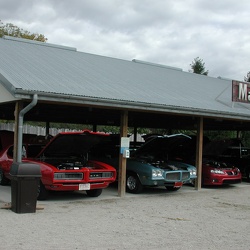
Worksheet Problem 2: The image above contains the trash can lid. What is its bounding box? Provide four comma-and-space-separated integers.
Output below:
10, 162, 42, 177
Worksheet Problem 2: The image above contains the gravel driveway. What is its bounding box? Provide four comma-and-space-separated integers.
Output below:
0, 183, 250, 250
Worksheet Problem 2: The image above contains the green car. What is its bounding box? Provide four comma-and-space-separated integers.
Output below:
90, 134, 192, 193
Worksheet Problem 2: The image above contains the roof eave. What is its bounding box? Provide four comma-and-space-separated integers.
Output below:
13, 89, 250, 122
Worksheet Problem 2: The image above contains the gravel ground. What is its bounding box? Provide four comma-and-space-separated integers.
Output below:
0, 183, 250, 250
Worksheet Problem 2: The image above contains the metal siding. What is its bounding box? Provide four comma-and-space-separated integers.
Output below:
0, 84, 17, 103
0, 36, 250, 119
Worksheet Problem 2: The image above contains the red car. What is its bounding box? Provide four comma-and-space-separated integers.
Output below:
0, 130, 116, 200
202, 159, 242, 186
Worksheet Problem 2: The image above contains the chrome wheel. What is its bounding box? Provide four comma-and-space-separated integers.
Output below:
126, 173, 143, 193
127, 175, 137, 190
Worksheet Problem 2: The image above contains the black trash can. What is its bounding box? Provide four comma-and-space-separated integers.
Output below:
10, 162, 41, 214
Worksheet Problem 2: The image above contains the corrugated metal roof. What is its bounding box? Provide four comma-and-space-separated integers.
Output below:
0, 35, 250, 120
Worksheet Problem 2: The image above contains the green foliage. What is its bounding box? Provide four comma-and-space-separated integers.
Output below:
190, 57, 209, 75
244, 71, 250, 82
97, 126, 120, 133
0, 20, 47, 42
49, 122, 91, 130
203, 130, 237, 141
241, 131, 250, 147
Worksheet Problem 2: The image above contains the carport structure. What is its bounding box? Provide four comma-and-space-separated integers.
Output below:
0, 36, 250, 196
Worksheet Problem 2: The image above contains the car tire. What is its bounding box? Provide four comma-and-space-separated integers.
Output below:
37, 180, 49, 200
126, 172, 143, 194
190, 179, 196, 187
0, 168, 9, 186
86, 189, 103, 197
165, 186, 181, 191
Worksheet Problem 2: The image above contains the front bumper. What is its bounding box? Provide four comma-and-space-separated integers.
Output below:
140, 170, 190, 187
203, 174, 242, 186
45, 181, 111, 191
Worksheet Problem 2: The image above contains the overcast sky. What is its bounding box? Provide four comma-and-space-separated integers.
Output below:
1, 0, 250, 81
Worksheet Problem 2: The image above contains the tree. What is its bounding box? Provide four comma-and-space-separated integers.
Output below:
0, 20, 47, 42
244, 71, 250, 82
190, 57, 209, 75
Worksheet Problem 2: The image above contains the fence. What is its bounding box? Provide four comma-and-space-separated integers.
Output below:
0, 123, 145, 142
0, 123, 81, 136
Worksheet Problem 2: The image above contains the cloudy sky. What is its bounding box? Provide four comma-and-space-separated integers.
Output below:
1, 0, 250, 81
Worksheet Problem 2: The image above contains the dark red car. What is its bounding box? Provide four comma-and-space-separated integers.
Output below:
0, 130, 116, 200
202, 159, 242, 186
203, 138, 250, 181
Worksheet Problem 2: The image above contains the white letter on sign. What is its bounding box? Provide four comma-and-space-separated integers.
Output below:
239, 83, 247, 101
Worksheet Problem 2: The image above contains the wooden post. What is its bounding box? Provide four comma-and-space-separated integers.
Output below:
118, 110, 128, 197
13, 101, 23, 162
133, 127, 137, 148
195, 117, 203, 190
93, 124, 97, 132
46, 121, 50, 136
236, 130, 242, 139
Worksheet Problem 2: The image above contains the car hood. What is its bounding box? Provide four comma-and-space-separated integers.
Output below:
132, 134, 192, 158
37, 131, 109, 158
203, 158, 236, 169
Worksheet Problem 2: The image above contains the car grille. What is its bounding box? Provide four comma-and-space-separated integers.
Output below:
182, 172, 190, 180
89, 172, 113, 179
226, 171, 238, 176
54, 173, 83, 180
165, 172, 181, 181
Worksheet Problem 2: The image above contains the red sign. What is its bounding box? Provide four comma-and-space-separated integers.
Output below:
232, 80, 250, 103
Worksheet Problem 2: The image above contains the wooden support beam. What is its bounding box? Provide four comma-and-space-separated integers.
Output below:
46, 121, 50, 136
92, 124, 97, 132
195, 117, 203, 190
118, 110, 128, 197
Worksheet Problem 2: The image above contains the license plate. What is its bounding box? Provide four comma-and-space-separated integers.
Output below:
79, 183, 90, 190
174, 182, 183, 188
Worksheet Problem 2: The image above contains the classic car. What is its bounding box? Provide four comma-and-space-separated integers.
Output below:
90, 134, 192, 193
135, 133, 197, 185
0, 130, 116, 200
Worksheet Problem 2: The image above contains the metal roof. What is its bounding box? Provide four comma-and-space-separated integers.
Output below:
0, 35, 250, 120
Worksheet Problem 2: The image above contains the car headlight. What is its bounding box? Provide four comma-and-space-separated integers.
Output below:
152, 169, 164, 178
210, 169, 224, 174
190, 170, 196, 175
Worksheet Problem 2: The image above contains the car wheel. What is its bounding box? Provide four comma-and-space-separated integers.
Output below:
86, 189, 103, 197
165, 186, 181, 191
190, 179, 196, 187
37, 180, 48, 200
0, 168, 9, 186
126, 173, 143, 194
